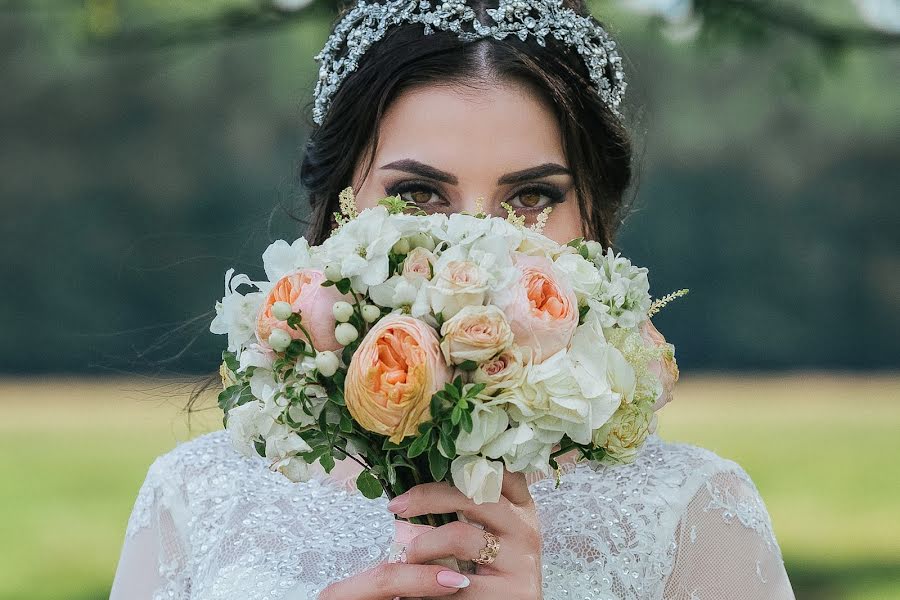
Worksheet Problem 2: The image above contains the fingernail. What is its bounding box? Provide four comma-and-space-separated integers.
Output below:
387, 493, 408, 513
436, 570, 470, 589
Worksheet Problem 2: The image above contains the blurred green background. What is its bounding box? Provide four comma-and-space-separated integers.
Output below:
1, 1, 898, 599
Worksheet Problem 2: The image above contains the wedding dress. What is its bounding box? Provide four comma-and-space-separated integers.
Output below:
110, 428, 795, 599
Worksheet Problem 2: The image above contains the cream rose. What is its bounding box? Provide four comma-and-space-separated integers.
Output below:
439, 305, 514, 365
345, 315, 452, 443
495, 254, 579, 363
592, 401, 655, 464
402, 247, 436, 280
429, 260, 489, 318
472, 346, 528, 396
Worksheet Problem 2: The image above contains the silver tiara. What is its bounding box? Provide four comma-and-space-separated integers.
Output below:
312, 0, 627, 125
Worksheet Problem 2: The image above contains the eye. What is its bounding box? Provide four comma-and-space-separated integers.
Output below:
384, 181, 446, 210
508, 184, 565, 211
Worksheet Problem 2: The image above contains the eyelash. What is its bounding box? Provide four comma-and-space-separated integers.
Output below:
383, 180, 566, 214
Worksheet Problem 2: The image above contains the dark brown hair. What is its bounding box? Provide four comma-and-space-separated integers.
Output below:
298, 0, 636, 248
186, 0, 638, 416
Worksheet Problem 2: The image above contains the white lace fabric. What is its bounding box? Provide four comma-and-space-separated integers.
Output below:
109, 430, 795, 599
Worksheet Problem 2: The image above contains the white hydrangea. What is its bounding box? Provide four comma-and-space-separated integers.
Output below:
590, 247, 652, 329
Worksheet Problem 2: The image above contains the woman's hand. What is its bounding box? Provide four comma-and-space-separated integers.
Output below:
319, 469, 542, 599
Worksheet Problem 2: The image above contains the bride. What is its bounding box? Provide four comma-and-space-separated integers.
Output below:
110, 0, 796, 598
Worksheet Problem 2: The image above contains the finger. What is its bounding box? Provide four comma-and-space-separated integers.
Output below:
389, 481, 522, 534
317, 563, 470, 600
499, 469, 532, 507
405, 520, 512, 573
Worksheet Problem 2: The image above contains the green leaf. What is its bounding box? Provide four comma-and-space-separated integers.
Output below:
339, 412, 353, 433
335, 278, 352, 295
428, 444, 449, 481
319, 452, 335, 473
321, 280, 335, 287
460, 409, 473, 434
356, 470, 384, 499
438, 431, 455, 459
407, 432, 431, 458
217, 383, 245, 413
430, 393, 442, 418
450, 404, 462, 425
457, 360, 478, 372
446, 381, 461, 401
253, 438, 266, 458
465, 382, 486, 398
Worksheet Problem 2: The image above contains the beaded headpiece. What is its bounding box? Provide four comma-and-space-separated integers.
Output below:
312, 0, 627, 125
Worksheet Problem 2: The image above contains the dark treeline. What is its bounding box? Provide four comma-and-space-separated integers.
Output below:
2, 2, 897, 374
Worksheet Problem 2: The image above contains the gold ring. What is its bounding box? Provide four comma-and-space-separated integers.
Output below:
472, 531, 500, 565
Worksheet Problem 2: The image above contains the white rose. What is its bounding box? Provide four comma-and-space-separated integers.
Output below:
429, 260, 490, 318
450, 455, 504, 504
503, 426, 562, 475
514, 323, 622, 445
455, 402, 510, 456
554, 253, 603, 299
440, 305, 514, 365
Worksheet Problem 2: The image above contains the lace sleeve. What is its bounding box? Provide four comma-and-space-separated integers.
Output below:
109, 455, 192, 600
662, 467, 795, 600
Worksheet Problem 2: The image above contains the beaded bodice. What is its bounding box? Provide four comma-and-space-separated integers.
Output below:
110, 429, 794, 599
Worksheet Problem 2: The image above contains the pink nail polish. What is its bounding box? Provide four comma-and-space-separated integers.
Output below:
387, 493, 409, 513
436, 570, 470, 588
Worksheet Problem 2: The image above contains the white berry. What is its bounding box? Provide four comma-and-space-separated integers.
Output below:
332, 301, 354, 323
267, 328, 292, 352
361, 304, 381, 323
334, 323, 359, 346
271, 301, 293, 321
315, 351, 341, 377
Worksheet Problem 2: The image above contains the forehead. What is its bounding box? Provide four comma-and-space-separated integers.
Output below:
373, 82, 567, 174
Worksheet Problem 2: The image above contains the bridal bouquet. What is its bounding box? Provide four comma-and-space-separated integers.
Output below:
209, 188, 685, 522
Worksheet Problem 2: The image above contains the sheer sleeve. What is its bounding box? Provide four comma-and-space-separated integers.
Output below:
662, 467, 795, 600
109, 455, 192, 600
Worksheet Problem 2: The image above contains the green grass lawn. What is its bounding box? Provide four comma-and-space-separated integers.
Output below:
0, 373, 898, 600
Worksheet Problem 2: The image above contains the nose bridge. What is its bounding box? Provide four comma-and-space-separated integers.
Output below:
458, 192, 488, 215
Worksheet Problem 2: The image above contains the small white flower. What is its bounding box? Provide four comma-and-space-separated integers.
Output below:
262, 238, 314, 282
268, 329, 292, 352
271, 301, 293, 321
271, 455, 314, 483
209, 268, 264, 352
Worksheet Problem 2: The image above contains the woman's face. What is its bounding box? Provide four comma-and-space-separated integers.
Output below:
351, 81, 585, 245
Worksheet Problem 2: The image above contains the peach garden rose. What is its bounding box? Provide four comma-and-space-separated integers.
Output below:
345, 315, 452, 443
639, 318, 680, 411
256, 269, 351, 352
496, 254, 579, 363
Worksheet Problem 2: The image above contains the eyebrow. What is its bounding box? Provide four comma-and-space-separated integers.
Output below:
378, 159, 571, 186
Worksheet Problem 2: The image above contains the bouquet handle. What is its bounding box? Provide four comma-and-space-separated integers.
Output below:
387, 513, 477, 600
